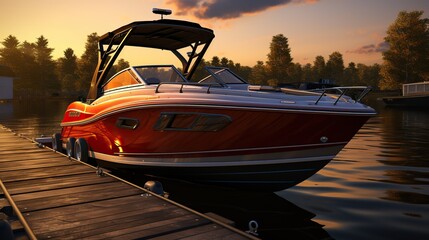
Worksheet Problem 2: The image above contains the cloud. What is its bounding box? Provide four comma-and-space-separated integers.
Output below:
348, 42, 389, 54
167, 0, 318, 19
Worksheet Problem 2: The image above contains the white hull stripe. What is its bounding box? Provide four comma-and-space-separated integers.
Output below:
113, 142, 348, 156
91, 149, 340, 167
61, 103, 375, 127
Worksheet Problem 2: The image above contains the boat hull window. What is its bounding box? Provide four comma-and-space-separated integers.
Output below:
116, 118, 139, 129
154, 112, 232, 131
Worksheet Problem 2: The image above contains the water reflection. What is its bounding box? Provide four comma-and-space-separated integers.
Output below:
379, 108, 429, 168
382, 190, 429, 204
284, 104, 429, 239
0, 99, 66, 136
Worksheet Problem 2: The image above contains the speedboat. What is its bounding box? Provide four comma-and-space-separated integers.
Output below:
55, 9, 376, 191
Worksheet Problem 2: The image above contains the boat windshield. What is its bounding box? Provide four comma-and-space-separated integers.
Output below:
198, 67, 247, 86
133, 65, 188, 85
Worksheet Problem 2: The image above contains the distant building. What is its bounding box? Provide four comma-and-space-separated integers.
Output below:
0, 65, 14, 100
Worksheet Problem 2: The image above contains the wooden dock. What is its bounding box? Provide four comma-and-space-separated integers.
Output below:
0, 125, 257, 240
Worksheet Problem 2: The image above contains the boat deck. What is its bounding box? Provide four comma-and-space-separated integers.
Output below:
0, 125, 256, 239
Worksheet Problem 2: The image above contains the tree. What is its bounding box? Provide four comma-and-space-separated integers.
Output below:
235, 64, 252, 82
19, 41, 38, 89
357, 63, 382, 90
266, 34, 293, 86
78, 32, 99, 92
380, 11, 429, 90
0, 35, 21, 77
61, 48, 78, 76
344, 62, 359, 85
220, 57, 229, 67
249, 60, 268, 85
0, 35, 59, 94
34, 35, 58, 91
302, 63, 314, 82
57, 48, 78, 92
115, 58, 130, 71
210, 56, 220, 66
288, 63, 303, 83
326, 51, 344, 85
313, 55, 326, 80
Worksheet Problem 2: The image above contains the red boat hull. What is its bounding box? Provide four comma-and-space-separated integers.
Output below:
60, 102, 369, 190
61, 104, 368, 157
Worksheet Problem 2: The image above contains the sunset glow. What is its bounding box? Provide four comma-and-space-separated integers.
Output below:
1, 0, 428, 67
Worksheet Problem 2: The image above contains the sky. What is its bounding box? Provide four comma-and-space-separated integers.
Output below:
0, 0, 428, 67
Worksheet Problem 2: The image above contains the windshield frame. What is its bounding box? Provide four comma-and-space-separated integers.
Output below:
132, 65, 189, 85
198, 66, 248, 86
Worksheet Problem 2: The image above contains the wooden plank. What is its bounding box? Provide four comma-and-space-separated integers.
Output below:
9, 220, 25, 234
0, 157, 68, 167
0, 155, 68, 165
0, 149, 48, 156
179, 228, 246, 240
0, 134, 28, 139
151, 224, 248, 240
14, 182, 143, 212
24, 195, 156, 222
0, 152, 64, 163
82, 213, 209, 240
149, 223, 228, 240
27, 194, 165, 223
0, 147, 61, 158
0, 165, 94, 183
4, 172, 117, 195
0, 136, 43, 145
0, 138, 39, 144
36, 207, 196, 239
11, 181, 133, 202
31, 201, 179, 236
0, 159, 76, 172
0, 143, 35, 149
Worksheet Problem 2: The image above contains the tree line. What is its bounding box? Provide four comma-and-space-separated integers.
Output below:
0, 33, 96, 97
205, 10, 428, 91
0, 10, 427, 98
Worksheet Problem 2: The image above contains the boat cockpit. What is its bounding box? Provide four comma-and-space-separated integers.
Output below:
101, 65, 250, 95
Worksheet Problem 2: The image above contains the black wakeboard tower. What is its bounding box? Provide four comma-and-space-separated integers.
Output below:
87, 8, 215, 100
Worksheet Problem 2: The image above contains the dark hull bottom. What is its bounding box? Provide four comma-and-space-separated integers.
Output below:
96, 159, 331, 192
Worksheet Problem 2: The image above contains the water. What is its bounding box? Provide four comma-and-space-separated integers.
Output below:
1, 99, 428, 239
